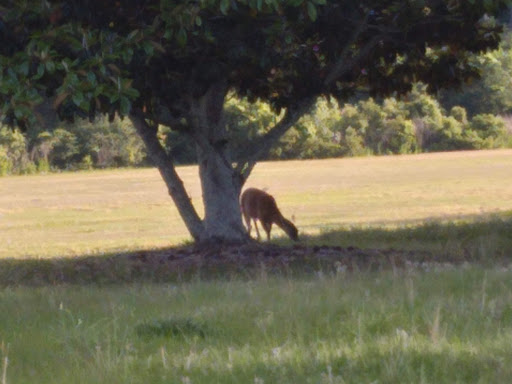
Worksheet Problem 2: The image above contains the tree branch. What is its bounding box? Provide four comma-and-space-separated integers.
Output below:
235, 97, 316, 183
130, 109, 205, 241
150, 105, 190, 132
150, 86, 237, 188
324, 13, 371, 87
326, 34, 395, 88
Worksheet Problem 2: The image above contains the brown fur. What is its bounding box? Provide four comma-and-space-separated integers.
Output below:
240, 188, 298, 241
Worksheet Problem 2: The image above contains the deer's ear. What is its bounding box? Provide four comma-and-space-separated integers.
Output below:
291, 214, 296, 223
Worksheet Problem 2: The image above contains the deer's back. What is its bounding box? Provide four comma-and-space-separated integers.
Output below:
241, 188, 279, 222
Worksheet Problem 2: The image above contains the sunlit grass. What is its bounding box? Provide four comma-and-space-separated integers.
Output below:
1, 149, 512, 258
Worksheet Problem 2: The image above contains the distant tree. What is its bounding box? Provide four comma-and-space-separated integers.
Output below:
50, 128, 79, 169
440, 30, 512, 116
0, 126, 35, 174
0, 0, 508, 243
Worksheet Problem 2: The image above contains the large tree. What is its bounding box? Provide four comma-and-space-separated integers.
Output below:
0, 0, 509, 243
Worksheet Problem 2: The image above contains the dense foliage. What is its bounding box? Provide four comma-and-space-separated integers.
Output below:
0, 118, 147, 175
0, 0, 507, 127
440, 32, 512, 116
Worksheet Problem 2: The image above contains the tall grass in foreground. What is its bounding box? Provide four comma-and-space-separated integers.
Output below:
2, 268, 512, 383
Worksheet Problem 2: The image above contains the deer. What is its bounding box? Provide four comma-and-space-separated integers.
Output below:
240, 188, 298, 241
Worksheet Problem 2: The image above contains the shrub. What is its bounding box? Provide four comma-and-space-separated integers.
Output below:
341, 126, 368, 156
78, 155, 94, 170
0, 146, 13, 176
50, 128, 79, 169
469, 114, 507, 147
37, 158, 51, 173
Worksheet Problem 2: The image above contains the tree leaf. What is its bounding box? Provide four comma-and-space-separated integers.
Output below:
177, 28, 187, 46
87, 71, 97, 85
119, 96, 131, 115
288, 0, 304, 6
127, 29, 139, 40
45, 61, 56, 73
33, 63, 45, 80
19, 61, 29, 76
220, 0, 230, 15
307, 2, 317, 21
72, 92, 86, 109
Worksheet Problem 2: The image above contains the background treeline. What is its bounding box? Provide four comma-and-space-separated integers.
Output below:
227, 84, 512, 161
3, 33, 512, 175
0, 117, 146, 175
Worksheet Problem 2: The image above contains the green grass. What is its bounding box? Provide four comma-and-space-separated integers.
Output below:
2, 269, 512, 383
309, 215, 512, 262
1, 149, 512, 383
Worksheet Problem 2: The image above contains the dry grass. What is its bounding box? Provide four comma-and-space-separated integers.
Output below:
1, 149, 512, 258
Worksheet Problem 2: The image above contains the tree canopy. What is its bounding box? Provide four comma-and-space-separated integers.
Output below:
1, 1, 508, 124
1, 0, 510, 243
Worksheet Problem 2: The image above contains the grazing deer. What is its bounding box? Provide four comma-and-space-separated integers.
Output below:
240, 188, 298, 241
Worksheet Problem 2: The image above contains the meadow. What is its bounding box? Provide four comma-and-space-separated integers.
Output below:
1, 149, 512, 258
1, 149, 512, 383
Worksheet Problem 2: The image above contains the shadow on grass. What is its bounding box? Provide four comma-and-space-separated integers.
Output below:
309, 212, 512, 256
1, 214, 511, 287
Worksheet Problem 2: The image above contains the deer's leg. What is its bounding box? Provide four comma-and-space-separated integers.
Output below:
262, 221, 272, 241
253, 219, 261, 240
243, 212, 252, 237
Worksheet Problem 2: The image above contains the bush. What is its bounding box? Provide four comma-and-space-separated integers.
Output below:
383, 117, 417, 154
50, 128, 79, 169
78, 155, 94, 170
19, 161, 37, 175
37, 158, 50, 173
0, 146, 13, 176
341, 126, 368, 156
469, 114, 507, 145
0, 126, 36, 174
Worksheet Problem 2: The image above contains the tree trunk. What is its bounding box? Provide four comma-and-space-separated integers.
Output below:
189, 81, 249, 243
130, 112, 206, 241
196, 145, 248, 243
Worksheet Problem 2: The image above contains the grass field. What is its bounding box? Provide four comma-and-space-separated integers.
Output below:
3, 270, 512, 383
1, 149, 512, 258
1, 149, 512, 383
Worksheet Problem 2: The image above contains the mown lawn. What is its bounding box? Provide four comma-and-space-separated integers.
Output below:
1, 149, 512, 258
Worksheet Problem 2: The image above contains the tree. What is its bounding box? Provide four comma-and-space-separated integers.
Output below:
0, 0, 509, 244
440, 29, 512, 116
